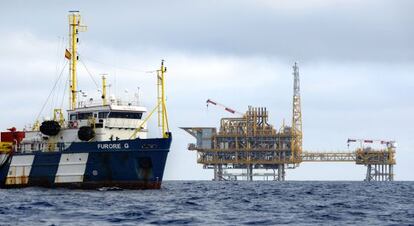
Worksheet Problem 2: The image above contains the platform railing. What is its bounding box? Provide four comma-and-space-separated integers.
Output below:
15, 142, 73, 153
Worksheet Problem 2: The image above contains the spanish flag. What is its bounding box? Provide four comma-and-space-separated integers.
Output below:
65, 49, 72, 60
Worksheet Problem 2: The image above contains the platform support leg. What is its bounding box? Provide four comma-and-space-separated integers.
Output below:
276, 164, 286, 181
389, 164, 394, 181
213, 164, 223, 181
366, 164, 372, 181
246, 164, 253, 181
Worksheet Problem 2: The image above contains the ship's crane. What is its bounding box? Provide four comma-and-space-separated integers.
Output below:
206, 99, 244, 116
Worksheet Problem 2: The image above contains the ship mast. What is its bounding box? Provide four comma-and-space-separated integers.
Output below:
101, 74, 107, 106
158, 60, 169, 138
130, 60, 170, 139
68, 11, 87, 110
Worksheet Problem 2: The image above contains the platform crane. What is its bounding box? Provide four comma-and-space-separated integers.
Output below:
206, 99, 244, 116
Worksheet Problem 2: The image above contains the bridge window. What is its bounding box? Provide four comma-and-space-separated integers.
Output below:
70, 114, 77, 120
98, 112, 109, 118
108, 112, 142, 119
78, 112, 93, 120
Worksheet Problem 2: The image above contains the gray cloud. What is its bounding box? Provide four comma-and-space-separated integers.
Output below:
1, 0, 413, 62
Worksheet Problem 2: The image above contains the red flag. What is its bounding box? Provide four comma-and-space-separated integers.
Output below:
65, 49, 72, 60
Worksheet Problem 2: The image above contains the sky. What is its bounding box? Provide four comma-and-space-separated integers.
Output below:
0, 0, 413, 180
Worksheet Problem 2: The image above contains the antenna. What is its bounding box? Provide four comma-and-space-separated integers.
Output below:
135, 87, 140, 105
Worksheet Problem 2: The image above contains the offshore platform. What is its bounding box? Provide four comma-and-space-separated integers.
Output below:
182, 63, 396, 181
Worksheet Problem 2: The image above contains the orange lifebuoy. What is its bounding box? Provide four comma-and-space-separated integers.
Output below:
70, 121, 78, 128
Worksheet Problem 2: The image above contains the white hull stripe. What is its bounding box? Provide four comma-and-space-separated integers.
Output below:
6, 155, 35, 185
55, 153, 89, 183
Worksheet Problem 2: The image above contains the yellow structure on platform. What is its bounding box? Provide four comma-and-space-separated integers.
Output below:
182, 62, 396, 182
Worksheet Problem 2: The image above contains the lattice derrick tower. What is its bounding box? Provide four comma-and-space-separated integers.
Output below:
291, 62, 303, 163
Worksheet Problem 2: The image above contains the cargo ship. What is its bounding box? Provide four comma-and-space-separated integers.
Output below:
0, 11, 171, 189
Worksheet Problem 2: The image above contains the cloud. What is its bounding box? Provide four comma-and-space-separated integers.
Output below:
1, 0, 413, 62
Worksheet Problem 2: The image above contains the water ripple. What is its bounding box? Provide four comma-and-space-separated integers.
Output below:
0, 181, 413, 225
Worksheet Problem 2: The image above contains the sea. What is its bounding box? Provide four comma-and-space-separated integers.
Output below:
0, 181, 413, 225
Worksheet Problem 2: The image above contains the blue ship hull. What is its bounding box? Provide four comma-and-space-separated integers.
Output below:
0, 136, 171, 189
